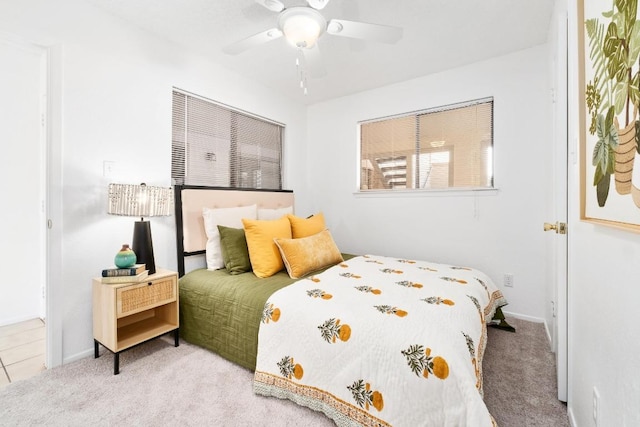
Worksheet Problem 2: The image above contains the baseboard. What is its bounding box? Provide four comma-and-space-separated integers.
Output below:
568, 406, 577, 426
500, 310, 552, 344
544, 323, 552, 345
63, 348, 94, 365
501, 310, 545, 324
0, 314, 42, 328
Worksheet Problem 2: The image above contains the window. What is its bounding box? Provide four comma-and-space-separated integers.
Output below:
172, 89, 284, 189
359, 98, 493, 191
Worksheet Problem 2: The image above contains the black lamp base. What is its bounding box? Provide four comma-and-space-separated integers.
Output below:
132, 220, 156, 275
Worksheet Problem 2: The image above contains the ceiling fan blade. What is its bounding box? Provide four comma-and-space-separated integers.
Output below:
255, 0, 284, 12
307, 0, 330, 10
326, 19, 403, 44
303, 44, 327, 78
222, 28, 283, 55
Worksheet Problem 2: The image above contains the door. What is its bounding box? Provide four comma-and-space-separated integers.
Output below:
546, 8, 569, 402
0, 36, 47, 327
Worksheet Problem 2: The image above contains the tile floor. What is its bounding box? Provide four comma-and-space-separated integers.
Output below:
0, 318, 46, 389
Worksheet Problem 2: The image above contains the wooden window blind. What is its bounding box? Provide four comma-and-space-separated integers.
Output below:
172, 89, 284, 189
360, 98, 493, 191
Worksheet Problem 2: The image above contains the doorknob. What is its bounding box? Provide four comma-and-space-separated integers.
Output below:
543, 222, 567, 234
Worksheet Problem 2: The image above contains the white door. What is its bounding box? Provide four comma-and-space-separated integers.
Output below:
547, 9, 569, 402
0, 36, 47, 327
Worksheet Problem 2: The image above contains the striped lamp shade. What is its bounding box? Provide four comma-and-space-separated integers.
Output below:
108, 183, 173, 219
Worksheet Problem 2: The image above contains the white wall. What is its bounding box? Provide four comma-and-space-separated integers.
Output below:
566, 1, 640, 426
303, 45, 552, 322
0, 38, 45, 326
0, 0, 307, 362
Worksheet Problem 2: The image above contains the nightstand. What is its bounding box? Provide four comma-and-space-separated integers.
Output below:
92, 268, 179, 374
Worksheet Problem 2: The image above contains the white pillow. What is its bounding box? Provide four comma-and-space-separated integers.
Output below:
257, 206, 293, 220
203, 204, 257, 270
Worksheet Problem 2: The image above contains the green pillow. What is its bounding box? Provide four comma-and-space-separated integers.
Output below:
217, 225, 252, 275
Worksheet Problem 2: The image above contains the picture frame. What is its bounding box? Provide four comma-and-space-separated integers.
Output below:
579, 0, 640, 232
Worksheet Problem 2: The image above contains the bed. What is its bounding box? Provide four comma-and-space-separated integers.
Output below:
174, 185, 507, 426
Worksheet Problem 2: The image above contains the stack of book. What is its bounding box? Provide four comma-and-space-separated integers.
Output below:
101, 264, 148, 284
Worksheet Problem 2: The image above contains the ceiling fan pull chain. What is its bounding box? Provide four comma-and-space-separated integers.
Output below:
296, 49, 309, 95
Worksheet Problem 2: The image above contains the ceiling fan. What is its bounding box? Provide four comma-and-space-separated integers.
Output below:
223, 0, 403, 57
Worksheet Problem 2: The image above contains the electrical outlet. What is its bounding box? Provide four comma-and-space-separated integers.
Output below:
593, 387, 600, 426
503, 273, 514, 288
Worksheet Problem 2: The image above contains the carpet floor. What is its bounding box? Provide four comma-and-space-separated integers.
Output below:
0, 317, 569, 426
484, 318, 569, 427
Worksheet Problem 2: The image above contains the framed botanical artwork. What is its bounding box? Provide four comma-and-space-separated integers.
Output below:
579, 0, 640, 232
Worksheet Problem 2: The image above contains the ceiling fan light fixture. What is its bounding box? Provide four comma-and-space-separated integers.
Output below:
278, 7, 327, 49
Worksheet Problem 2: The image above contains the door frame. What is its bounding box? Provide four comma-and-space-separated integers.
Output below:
0, 32, 62, 368
549, 5, 569, 402
45, 43, 63, 368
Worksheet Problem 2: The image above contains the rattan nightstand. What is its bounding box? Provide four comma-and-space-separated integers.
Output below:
92, 268, 179, 374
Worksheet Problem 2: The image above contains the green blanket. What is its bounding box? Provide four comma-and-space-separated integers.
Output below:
179, 254, 355, 371
179, 269, 296, 370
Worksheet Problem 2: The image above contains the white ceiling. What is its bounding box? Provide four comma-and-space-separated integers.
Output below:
86, 0, 556, 105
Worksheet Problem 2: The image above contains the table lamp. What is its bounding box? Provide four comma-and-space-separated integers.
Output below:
107, 183, 173, 275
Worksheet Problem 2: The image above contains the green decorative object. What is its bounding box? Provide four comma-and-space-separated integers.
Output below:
114, 244, 137, 268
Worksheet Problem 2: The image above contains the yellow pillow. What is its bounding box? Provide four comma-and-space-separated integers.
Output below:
242, 216, 292, 278
274, 229, 344, 279
287, 212, 326, 238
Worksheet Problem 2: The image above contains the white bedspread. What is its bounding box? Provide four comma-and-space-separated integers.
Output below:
253, 255, 506, 426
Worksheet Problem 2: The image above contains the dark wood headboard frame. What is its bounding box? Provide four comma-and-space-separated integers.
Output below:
174, 185, 294, 277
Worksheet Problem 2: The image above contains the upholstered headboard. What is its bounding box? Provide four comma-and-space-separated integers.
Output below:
174, 185, 294, 276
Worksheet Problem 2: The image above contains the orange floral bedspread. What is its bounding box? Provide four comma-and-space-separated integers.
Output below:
253, 255, 506, 426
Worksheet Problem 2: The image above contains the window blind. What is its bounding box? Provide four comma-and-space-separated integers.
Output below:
360, 98, 493, 191
172, 90, 284, 189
